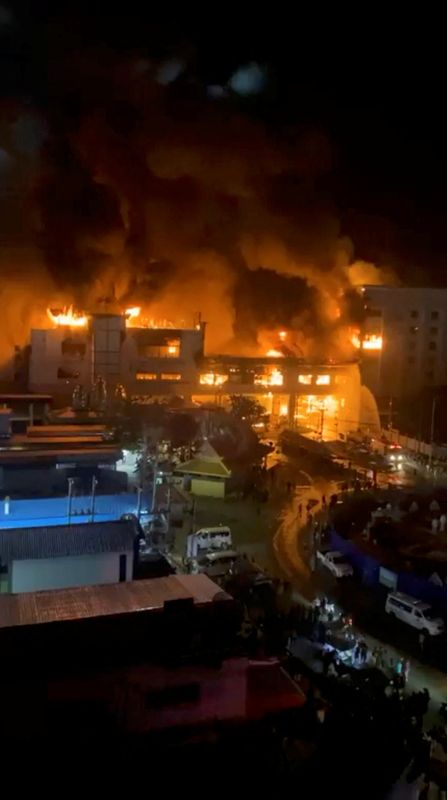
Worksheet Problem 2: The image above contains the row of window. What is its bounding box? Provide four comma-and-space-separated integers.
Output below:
408, 340, 437, 351
136, 372, 181, 381
410, 310, 439, 320
409, 326, 438, 335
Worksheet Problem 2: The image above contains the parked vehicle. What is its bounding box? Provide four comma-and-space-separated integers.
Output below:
385, 591, 444, 636
196, 549, 239, 579
186, 526, 232, 559
316, 549, 354, 578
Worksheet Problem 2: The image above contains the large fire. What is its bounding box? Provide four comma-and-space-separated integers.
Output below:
265, 349, 284, 358
46, 306, 88, 328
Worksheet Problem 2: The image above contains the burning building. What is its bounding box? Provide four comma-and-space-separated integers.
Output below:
27, 307, 379, 440
29, 308, 205, 401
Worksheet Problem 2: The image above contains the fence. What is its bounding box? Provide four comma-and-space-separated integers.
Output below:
379, 428, 447, 461
330, 529, 447, 609
0, 491, 152, 529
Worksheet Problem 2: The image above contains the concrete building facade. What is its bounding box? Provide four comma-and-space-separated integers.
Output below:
358, 286, 447, 399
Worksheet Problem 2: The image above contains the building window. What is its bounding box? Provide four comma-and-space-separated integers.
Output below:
161, 373, 181, 381
427, 356, 435, 366
408, 341, 416, 351
431, 311, 439, 320
410, 310, 419, 318
428, 341, 437, 351
57, 367, 80, 379
199, 373, 228, 386
298, 374, 313, 384
138, 338, 181, 358
430, 327, 438, 335
136, 372, 157, 381
316, 374, 330, 385
407, 356, 415, 364
409, 326, 418, 334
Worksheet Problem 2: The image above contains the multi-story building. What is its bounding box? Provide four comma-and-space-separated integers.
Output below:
357, 286, 447, 400
27, 310, 380, 440
29, 312, 205, 400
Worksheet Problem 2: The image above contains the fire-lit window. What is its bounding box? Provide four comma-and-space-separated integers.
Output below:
161, 373, 181, 381
298, 374, 313, 385
254, 368, 283, 387
136, 373, 157, 381
138, 338, 180, 358
199, 373, 228, 386
316, 374, 330, 386
340, 398, 346, 408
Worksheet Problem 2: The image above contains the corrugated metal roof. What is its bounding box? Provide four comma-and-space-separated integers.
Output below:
0, 574, 226, 629
0, 520, 137, 563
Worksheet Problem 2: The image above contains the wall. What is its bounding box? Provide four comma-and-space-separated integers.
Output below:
191, 477, 225, 498
10, 550, 133, 593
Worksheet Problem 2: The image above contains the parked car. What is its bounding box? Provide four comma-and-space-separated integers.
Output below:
385, 591, 444, 636
316, 549, 354, 578
196, 549, 239, 579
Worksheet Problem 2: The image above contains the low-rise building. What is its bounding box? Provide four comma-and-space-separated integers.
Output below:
0, 519, 137, 593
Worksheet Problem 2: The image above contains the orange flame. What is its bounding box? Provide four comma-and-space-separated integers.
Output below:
125, 306, 141, 320
350, 331, 382, 351
266, 349, 283, 357
47, 306, 88, 328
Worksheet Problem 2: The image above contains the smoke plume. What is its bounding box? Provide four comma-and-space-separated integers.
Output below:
0, 21, 394, 366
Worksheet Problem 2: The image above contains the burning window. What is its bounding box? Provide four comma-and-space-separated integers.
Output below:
362, 334, 383, 350
161, 373, 181, 381
137, 335, 180, 358
199, 373, 228, 386
254, 367, 284, 387
136, 373, 157, 381
316, 374, 330, 386
298, 374, 313, 385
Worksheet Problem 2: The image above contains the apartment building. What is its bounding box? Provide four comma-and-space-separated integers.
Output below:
358, 286, 447, 399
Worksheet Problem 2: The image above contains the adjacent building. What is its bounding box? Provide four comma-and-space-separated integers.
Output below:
0, 519, 137, 593
358, 286, 447, 399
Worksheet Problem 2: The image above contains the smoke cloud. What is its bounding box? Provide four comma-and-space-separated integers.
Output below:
0, 24, 394, 367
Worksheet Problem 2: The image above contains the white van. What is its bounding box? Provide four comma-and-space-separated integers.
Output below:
385, 591, 444, 636
186, 526, 232, 559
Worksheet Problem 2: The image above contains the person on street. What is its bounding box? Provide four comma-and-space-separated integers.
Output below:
418, 631, 426, 655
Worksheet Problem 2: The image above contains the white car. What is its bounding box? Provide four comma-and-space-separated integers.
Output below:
316, 550, 354, 578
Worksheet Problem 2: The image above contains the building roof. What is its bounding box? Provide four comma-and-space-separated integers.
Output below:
0, 574, 228, 629
0, 519, 138, 564
175, 440, 231, 478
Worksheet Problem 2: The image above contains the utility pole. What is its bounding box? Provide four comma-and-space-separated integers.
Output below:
67, 477, 74, 525
136, 486, 143, 521
151, 446, 159, 514
90, 476, 98, 522
429, 396, 438, 470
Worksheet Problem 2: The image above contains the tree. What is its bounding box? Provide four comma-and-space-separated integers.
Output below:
165, 413, 199, 448
229, 395, 267, 425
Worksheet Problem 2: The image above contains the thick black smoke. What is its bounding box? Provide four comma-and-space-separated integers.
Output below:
0, 9, 389, 357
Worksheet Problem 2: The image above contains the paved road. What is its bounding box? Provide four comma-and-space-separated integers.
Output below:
273, 485, 447, 725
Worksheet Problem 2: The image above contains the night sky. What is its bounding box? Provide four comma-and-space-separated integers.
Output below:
1, 5, 447, 293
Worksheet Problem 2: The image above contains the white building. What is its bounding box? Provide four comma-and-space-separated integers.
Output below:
358, 286, 447, 399
0, 519, 136, 593
29, 313, 205, 400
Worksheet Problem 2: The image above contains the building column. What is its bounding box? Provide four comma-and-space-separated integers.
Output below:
288, 393, 296, 427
